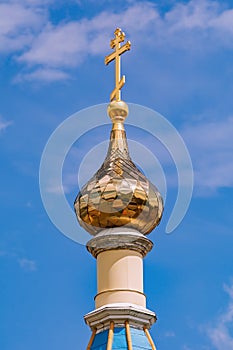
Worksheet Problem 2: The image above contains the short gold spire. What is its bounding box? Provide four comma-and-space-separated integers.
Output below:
105, 28, 131, 102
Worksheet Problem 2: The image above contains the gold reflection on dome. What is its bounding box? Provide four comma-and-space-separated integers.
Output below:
74, 28, 163, 235
74, 101, 163, 236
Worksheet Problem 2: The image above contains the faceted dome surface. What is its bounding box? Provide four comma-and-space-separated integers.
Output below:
74, 101, 163, 236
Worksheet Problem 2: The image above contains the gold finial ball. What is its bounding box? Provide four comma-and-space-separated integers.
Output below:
108, 100, 128, 124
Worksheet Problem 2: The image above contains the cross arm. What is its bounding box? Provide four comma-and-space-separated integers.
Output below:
105, 41, 131, 65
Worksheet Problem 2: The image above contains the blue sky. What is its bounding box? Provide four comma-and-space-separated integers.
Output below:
1, 0, 233, 349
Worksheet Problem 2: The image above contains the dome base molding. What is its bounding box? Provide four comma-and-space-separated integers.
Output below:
84, 302, 156, 332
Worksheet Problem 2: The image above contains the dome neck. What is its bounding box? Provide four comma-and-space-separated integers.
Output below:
106, 100, 130, 159
106, 123, 130, 159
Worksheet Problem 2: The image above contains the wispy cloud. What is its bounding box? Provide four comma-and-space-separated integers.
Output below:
17, 2, 157, 69
18, 258, 37, 271
182, 117, 233, 194
157, 0, 233, 51
164, 330, 176, 337
0, 2, 46, 54
14, 68, 70, 83
183, 346, 192, 350
6, 0, 53, 5
0, 116, 12, 133
6, 0, 232, 82
0, 249, 37, 272
204, 281, 233, 349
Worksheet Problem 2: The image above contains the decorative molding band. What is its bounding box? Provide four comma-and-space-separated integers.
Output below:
94, 288, 146, 300
84, 303, 156, 332
86, 228, 153, 258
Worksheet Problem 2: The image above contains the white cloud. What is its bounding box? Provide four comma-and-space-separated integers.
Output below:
18, 22, 88, 67
0, 117, 12, 133
4, 0, 55, 7
164, 330, 176, 337
164, 0, 233, 34
18, 258, 37, 271
11, 0, 233, 82
1, 0, 232, 82
164, 0, 216, 31
15, 68, 70, 82
0, 2, 46, 54
182, 117, 233, 194
210, 8, 233, 34
149, 0, 233, 52
17, 2, 158, 68
0, 249, 37, 271
15, 0, 53, 5
224, 283, 233, 299
205, 281, 233, 349
183, 346, 192, 350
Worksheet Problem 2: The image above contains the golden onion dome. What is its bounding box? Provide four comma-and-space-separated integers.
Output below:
74, 100, 163, 236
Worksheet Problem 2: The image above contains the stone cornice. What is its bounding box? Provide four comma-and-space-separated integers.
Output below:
86, 228, 153, 258
84, 303, 156, 332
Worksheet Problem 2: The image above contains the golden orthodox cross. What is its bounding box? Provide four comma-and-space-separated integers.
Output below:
105, 28, 131, 102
